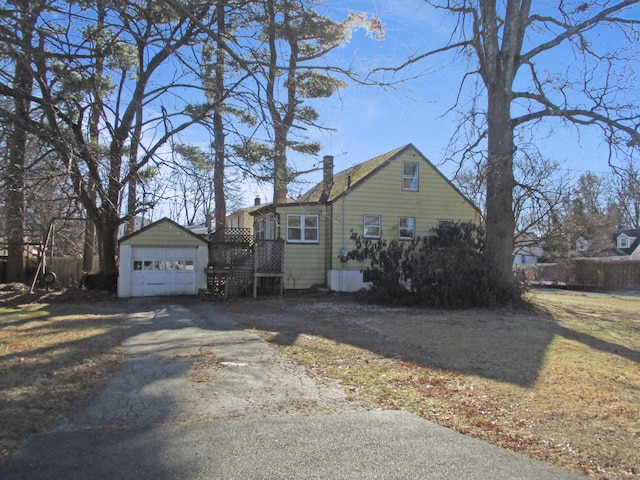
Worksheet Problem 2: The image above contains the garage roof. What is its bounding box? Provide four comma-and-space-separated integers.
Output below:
119, 217, 208, 247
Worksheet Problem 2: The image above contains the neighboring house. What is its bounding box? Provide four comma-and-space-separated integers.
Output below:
188, 222, 210, 236
513, 233, 544, 265
607, 229, 640, 259
250, 144, 480, 292
575, 235, 590, 255
570, 229, 640, 260
189, 199, 265, 235
226, 198, 264, 230
118, 217, 208, 298
513, 243, 543, 265
117, 216, 152, 238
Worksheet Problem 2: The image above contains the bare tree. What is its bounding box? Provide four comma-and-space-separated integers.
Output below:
456, 150, 570, 260
382, 0, 640, 285
542, 172, 624, 259
0, 1, 218, 276
609, 158, 640, 229
167, 143, 241, 227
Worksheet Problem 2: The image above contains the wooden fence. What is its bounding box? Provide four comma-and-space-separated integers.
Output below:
520, 259, 640, 290
0, 256, 99, 285
48, 257, 100, 286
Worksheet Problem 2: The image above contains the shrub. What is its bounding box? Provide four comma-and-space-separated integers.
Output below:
348, 222, 522, 308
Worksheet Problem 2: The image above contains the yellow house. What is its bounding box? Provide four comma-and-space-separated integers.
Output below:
251, 144, 480, 292
225, 198, 264, 230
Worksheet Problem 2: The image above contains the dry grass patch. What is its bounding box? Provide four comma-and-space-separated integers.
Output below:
0, 286, 125, 460
224, 290, 640, 480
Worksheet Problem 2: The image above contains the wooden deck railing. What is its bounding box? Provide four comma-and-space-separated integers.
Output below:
207, 229, 284, 299
254, 240, 284, 273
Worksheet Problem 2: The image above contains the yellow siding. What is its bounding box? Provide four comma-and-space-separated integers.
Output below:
122, 220, 207, 247
279, 204, 328, 289
329, 148, 479, 271
226, 208, 256, 231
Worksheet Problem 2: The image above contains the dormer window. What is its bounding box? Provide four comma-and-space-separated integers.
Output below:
402, 161, 419, 191
576, 237, 588, 252
618, 235, 629, 249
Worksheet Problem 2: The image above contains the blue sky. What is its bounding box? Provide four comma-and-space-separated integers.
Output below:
239, 0, 632, 205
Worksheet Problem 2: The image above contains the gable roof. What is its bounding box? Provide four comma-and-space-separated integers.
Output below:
297, 144, 479, 214
616, 228, 640, 255
298, 145, 407, 203
118, 217, 208, 245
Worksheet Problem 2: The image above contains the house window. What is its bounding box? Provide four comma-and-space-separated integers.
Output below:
576, 238, 588, 252
619, 236, 628, 248
438, 219, 453, 229
398, 217, 415, 240
255, 218, 265, 240
402, 161, 419, 191
363, 214, 381, 239
287, 214, 319, 243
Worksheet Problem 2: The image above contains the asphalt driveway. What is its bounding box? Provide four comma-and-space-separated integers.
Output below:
0, 298, 585, 479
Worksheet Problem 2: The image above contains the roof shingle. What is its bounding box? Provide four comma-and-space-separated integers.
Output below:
297, 145, 410, 203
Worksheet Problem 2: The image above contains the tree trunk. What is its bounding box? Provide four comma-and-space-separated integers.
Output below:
96, 217, 119, 276
5, 131, 26, 283
266, 0, 291, 205
484, 85, 515, 283
213, 2, 227, 231
126, 161, 138, 235
475, 0, 529, 286
126, 94, 143, 235
82, 1, 103, 273
273, 123, 289, 204
5, 5, 37, 283
82, 218, 95, 273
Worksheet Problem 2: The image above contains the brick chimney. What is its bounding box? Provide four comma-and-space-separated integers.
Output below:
320, 155, 334, 202
254, 197, 261, 206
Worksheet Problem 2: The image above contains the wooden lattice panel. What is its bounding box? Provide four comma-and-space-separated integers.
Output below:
255, 240, 284, 273
210, 244, 251, 268
210, 228, 253, 247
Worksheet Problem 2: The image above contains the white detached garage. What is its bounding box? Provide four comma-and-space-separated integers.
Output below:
118, 218, 208, 298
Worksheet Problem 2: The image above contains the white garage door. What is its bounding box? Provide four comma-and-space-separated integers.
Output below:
130, 247, 198, 297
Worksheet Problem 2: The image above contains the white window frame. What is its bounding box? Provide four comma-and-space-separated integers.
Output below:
287, 214, 319, 244
618, 235, 628, 248
402, 161, 419, 191
576, 238, 588, 252
255, 218, 265, 240
363, 214, 381, 239
398, 216, 416, 240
